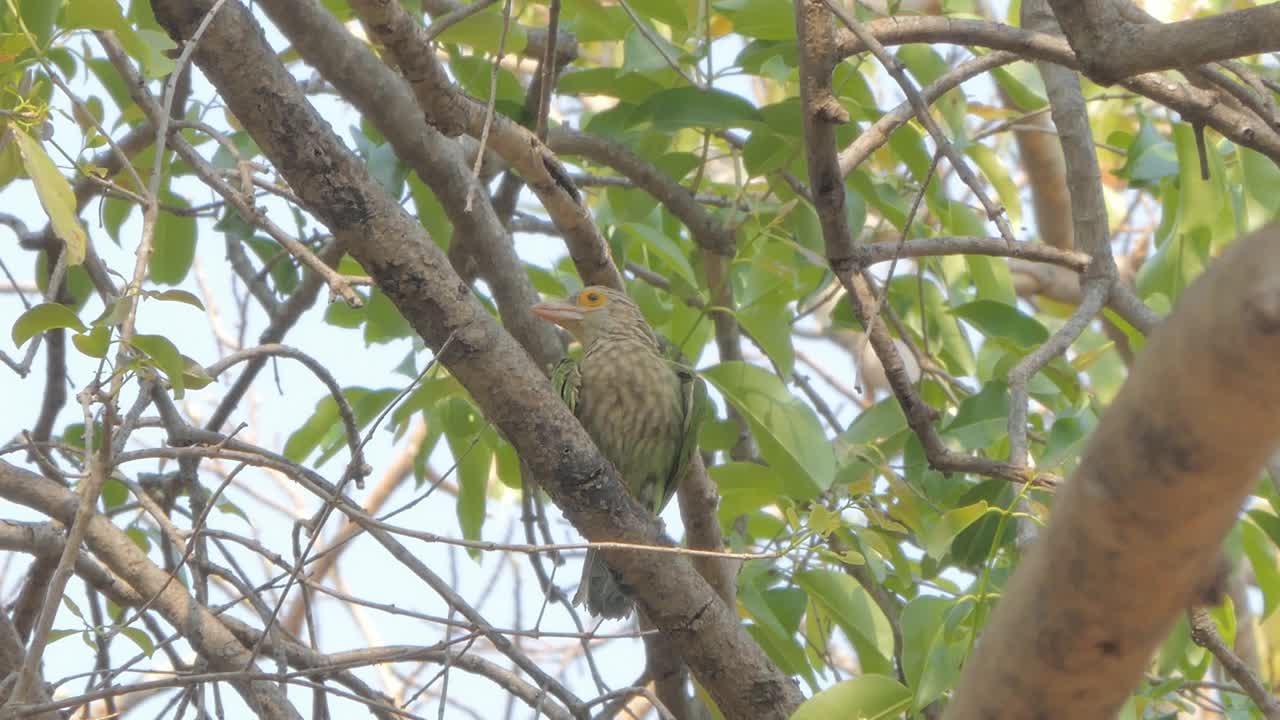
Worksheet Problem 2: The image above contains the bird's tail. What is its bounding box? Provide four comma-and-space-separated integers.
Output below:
573, 549, 633, 619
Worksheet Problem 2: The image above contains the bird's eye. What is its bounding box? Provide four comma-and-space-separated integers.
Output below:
578, 290, 607, 308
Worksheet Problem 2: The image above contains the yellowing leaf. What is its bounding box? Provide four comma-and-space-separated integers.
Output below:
708, 13, 733, 37
12, 129, 87, 265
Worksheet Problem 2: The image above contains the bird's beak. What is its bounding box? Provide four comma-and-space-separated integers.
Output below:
531, 300, 585, 333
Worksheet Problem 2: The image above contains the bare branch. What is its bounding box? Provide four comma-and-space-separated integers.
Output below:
0, 460, 302, 719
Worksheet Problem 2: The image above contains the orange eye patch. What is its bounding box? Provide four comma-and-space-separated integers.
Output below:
577, 289, 607, 308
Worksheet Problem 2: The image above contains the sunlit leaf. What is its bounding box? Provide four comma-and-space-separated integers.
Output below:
794, 570, 895, 676
791, 675, 910, 720
703, 362, 835, 499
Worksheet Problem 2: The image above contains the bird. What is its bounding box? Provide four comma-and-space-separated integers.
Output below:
531, 285, 708, 618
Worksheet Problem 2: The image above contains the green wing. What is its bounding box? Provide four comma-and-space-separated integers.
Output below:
657, 338, 709, 513
551, 356, 582, 413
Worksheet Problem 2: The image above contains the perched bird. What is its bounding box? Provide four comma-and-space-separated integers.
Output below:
531, 286, 708, 618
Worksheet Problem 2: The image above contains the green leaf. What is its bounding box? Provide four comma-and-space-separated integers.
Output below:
621, 222, 696, 285
943, 381, 1010, 450
711, 462, 782, 518
150, 191, 197, 284
702, 362, 835, 499
636, 87, 763, 132
901, 596, 966, 709
442, 397, 491, 559
991, 66, 1046, 111
181, 355, 214, 392
1242, 146, 1280, 212
72, 325, 111, 358
951, 300, 1049, 348
364, 289, 413, 345
216, 499, 251, 525
920, 502, 989, 559
1042, 413, 1095, 470
965, 254, 1017, 307
12, 303, 87, 346
46, 629, 79, 645
244, 236, 300, 297
64, 0, 174, 77
1247, 509, 1280, 551
62, 595, 84, 619
101, 478, 128, 510
130, 333, 185, 397
148, 289, 205, 310
1119, 120, 1177, 185
561, 0, 630, 42
713, 0, 796, 40
125, 526, 151, 552
840, 395, 908, 448
737, 301, 794, 376
12, 130, 87, 265
64, 0, 129, 31
627, 0, 688, 31
1173, 123, 1230, 238
1243, 520, 1280, 618
740, 568, 816, 687
117, 625, 156, 657
794, 570, 895, 676
434, 6, 528, 55
103, 196, 132, 244
791, 675, 910, 720
18, 0, 63, 48
312, 388, 398, 465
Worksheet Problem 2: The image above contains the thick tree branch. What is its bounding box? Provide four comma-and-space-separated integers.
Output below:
946, 221, 1280, 718
142, 2, 801, 716
346, 0, 622, 290
1046, 0, 1280, 85
244, 0, 560, 368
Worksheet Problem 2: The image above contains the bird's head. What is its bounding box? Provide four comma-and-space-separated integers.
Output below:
531, 286, 650, 347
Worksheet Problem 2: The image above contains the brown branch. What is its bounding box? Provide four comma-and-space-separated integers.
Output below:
1046, 0, 1280, 85
219, 620, 575, 720
1006, 0, 1125, 468
280, 418, 430, 635
945, 221, 1280, 718
0, 612, 58, 720
1188, 608, 1280, 720
0, 460, 301, 719
347, 0, 622, 290
548, 129, 734, 256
